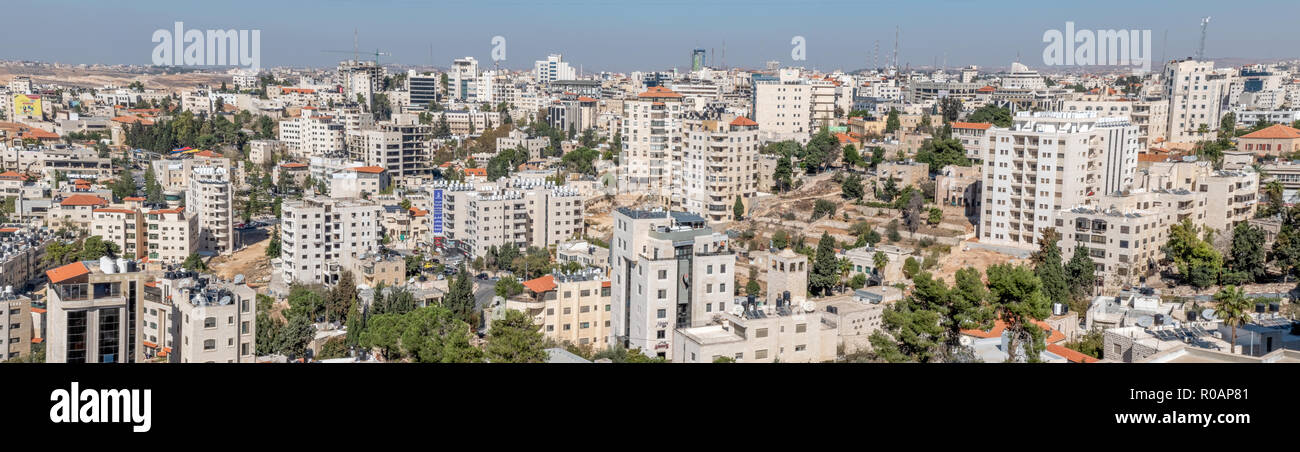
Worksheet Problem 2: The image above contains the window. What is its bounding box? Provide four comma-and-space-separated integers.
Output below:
656, 309, 667, 319
656, 330, 666, 339
203, 339, 216, 350
756, 328, 768, 338
796, 323, 807, 333
203, 317, 216, 328
755, 349, 769, 359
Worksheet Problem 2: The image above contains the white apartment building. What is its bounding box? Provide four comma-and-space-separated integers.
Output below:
680, 116, 760, 223
754, 78, 811, 143
346, 120, 433, 182
451, 181, 584, 259
279, 108, 345, 159
186, 166, 235, 255
534, 54, 576, 84
980, 112, 1138, 250
450, 57, 479, 101
280, 196, 382, 285
1138, 161, 1258, 234
609, 209, 735, 360
619, 86, 683, 201
146, 206, 198, 265
90, 207, 145, 259
1164, 59, 1229, 143
170, 275, 257, 363
1062, 99, 1168, 150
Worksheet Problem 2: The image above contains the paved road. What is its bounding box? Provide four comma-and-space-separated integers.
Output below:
474, 279, 497, 311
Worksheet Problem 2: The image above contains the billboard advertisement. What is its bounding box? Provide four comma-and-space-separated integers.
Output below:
13, 94, 42, 118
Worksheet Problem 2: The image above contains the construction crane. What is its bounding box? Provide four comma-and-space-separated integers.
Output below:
323, 49, 391, 65
323, 28, 391, 64
1195, 16, 1211, 60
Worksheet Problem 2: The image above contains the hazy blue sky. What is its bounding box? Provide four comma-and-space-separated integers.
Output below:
3, 0, 1297, 72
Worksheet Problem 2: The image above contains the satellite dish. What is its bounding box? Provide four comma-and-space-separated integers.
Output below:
1200, 309, 1217, 321
801, 300, 816, 313
959, 335, 973, 347
730, 305, 744, 316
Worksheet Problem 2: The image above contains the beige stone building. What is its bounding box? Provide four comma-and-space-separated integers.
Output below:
876, 161, 928, 189
44, 259, 150, 363
146, 206, 198, 265
510, 269, 612, 349
2, 293, 32, 360
91, 207, 145, 259
680, 116, 761, 223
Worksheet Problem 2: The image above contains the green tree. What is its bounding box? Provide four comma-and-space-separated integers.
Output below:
773, 154, 793, 192
275, 313, 316, 360
1213, 285, 1253, 355
181, 253, 207, 271
495, 275, 524, 298
902, 256, 920, 279
444, 265, 476, 324
733, 196, 745, 220
1063, 245, 1097, 311
968, 105, 1012, 127
808, 233, 839, 296
841, 173, 864, 200
400, 306, 483, 363
1227, 222, 1267, 284
485, 309, 548, 363
985, 264, 1051, 362
884, 108, 901, 133
1163, 219, 1222, 289
1032, 228, 1070, 307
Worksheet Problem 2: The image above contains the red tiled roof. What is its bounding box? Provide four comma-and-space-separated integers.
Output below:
0, 227, 18, 233
0, 170, 29, 181
94, 208, 137, 215
123, 196, 145, 201
60, 195, 109, 207
111, 115, 155, 126
1047, 344, 1100, 363
31, 307, 46, 314
952, 121, 993, 130
522, 274, 557, 293
46, 262, 90, 284
349, 166, 385, 174
1240, 124, 1300, 140
195, 150, 220, 158
976, 86, 997, 93
464, 167, 487, 177
729, 116, 758, 127
409, 207, 428, 217
637, 86, 682, 99
577, 96, 598, 103
148, 206, 185, 215
280, 162, 308, 169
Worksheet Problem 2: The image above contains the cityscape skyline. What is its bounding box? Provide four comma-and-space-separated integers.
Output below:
3, 0, 1299, 72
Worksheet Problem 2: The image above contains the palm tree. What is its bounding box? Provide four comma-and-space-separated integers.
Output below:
873, 251, 889, 281
836, 257, 853, 293
1213, 285, 1253, 354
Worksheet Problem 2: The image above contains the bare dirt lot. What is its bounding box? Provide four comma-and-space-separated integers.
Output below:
208, 229, 273, 291
0, 66, 229, 90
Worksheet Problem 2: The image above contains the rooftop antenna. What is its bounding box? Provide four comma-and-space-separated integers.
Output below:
1195, 16, 1211, 60
893, 26, 900, 70
873, 40, 879, 71
1160, 29, 1168, 68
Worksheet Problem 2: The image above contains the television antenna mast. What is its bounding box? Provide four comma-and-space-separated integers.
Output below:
1195, 16, 1211, 60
